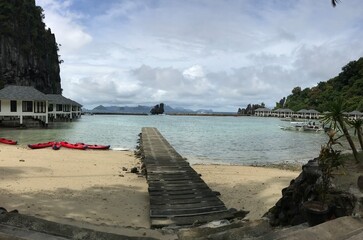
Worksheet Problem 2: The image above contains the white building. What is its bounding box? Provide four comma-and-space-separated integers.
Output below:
273, 108, 294, 118
47, 94, 82, 121
0, 85, 49, 126
0, 85, 82, 127
254, 108, 272, 117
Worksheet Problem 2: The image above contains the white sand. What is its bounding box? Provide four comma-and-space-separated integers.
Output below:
193, 164, 300, 220
0, 144, 300, 237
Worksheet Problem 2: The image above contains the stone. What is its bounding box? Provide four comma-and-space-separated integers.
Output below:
130, 167, 139, 173
233, 210, 250, 219
357, 175, 363, 191
290, 214, 306, 226
0, 207, 7, 214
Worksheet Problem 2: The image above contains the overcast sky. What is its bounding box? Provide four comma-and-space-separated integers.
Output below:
35, 0, 363, 111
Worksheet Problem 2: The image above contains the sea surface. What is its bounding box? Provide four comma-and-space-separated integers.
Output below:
0, 115, 332, 165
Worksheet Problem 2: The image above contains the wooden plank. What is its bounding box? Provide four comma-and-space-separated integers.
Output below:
147, 179, 205, 185
141, 127, 233, 228
149, 192, 217, 200
148, 185, 210, 192
150, 211, 234, 228
149, 188, 213, 196
150, 200, 225, 210
148, 182, 207, 188
150, 196, 224, 205
147, 176, 202, 182
150, 206, 228, 218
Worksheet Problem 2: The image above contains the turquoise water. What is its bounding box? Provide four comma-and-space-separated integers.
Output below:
0, 115, 329, 165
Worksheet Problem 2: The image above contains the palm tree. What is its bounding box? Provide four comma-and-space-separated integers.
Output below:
322, 97, 359, 163
332, 0, 340, 7
350, 119, 363, 151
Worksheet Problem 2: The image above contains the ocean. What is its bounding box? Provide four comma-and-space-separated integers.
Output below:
0, 115, 330, 165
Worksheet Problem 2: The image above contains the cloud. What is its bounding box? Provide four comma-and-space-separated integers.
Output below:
35, 0, 363, 111
35, 0, 92, 54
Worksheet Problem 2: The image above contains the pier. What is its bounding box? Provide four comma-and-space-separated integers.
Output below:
140, 127, 233, 228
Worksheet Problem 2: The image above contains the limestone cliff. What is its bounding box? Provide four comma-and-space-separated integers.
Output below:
0, 0, 62, 94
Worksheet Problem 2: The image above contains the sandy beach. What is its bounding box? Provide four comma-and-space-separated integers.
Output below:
0, 144, 300, 237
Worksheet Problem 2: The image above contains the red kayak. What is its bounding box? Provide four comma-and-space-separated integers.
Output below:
76, 143, 110, 150
60, 141, 87, 150
28, 141, 55, 149
52, 142, 61, 150
0, 138, 17, 145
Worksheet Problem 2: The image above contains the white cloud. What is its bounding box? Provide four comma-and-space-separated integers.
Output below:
36, 0, 92, 54
183, 65, 205, 80
34, 0, 363, 111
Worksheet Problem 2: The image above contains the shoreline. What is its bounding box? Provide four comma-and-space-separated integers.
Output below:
0, 144, 300, 237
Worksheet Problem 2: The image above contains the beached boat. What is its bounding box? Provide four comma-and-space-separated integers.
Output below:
52, 142, 61, 150
76, 143, 110, 150
0, 138, 17, 145
86, 144, 110, 150
279, 121, 324, 132
60, 141, 87, 150
279, 117, 302, 122
28, 141, 55, 149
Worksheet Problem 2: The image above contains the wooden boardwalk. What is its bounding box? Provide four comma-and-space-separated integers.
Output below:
141, 127, 233, 228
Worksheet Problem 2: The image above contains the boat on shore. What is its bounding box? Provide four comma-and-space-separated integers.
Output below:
52, 142, 61, 150
0, 138, 17, 145
76, 143, 110, 150
28, 141, 55, 149
279, 121, 325, 132
60, 141, 87, 150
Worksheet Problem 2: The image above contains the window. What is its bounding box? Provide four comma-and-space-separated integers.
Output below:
22, 101, 33, 112
64, 105, 70, 112
48, 104, 53, 112
34, 101, 46, 113
56, 104, 63, 111
10, 100, 17, 112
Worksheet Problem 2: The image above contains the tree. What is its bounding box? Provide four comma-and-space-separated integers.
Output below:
332, 0, 340, 7
350, 119, 363, 151
322, 97, 359, 163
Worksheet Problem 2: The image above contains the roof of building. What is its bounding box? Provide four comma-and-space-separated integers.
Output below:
0, 85, 47, 101
274, 108, 293, 112
255, 107, 271, 112
349, 110, 363, 115
307, 109, 320, 114
47, 94, 83, 107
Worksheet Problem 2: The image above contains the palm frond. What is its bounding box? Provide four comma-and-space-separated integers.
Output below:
332, 0, 341, 7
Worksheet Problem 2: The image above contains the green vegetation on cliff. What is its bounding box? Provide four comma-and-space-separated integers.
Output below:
0, 0, 62, 94
278, 57, 363, 112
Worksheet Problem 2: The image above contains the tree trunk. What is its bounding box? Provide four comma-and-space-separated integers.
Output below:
339, 118, 359, 163
357, 127, 363, 151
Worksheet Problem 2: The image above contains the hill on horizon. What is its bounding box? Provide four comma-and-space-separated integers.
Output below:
87, 104, 214, 114
278, 57, 363, 112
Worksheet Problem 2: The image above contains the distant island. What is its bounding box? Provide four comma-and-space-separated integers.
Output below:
83, 104, 215, 115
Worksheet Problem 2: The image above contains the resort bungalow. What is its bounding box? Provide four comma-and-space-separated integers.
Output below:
0, 85, 49, 126
47, 94, 82, 121
273, 108, 294, 118
297, 109, 320, 119
348, 110, 363, 120
254, 107, 272, 117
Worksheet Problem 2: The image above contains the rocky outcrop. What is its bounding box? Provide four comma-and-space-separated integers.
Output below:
0, 0, 62, 94
150, 103, 165, 115
265, 159, 357, 227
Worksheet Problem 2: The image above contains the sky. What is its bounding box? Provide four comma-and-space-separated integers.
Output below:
35, 0, 363, 112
